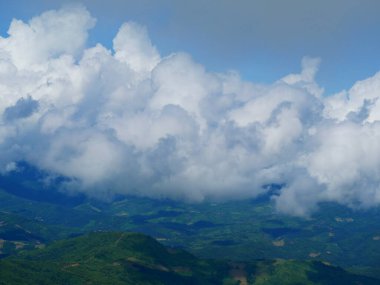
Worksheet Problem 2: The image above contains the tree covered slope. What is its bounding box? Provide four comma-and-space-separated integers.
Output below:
0, 232, 378, 285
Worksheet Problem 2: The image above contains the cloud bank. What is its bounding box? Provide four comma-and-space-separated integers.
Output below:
1, 6, 380, 216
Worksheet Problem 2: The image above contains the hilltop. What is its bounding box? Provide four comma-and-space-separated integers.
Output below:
0, 232, 378, 285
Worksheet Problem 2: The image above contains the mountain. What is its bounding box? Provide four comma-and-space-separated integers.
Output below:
0, 162, 85, 206
0, 232, 378, 285
1, 183, 380, 280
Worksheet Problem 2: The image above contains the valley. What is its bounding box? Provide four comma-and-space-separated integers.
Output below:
0, 183, 379, 281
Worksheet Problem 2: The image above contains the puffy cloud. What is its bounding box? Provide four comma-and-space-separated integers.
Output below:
281, 57, 323, 97
0, 5, 95, 69
113, 22, 160, 74
324, 72, 380, 123
304, 122, 380, 207
1, 6, 380, 216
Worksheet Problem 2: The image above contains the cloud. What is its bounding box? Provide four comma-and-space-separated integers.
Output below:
324, 71, 380, 123
1, 6, 380, 216
113, 22, 160, 74
0, 5, 95, 69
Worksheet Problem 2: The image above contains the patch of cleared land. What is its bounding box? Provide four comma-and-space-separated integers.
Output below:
335, 217, 354, 223
229, 262, 248, 285
309, 252, 321, 258
272, 239, 285, 247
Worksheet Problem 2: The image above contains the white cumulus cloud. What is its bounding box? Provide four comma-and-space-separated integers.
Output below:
0, 6, 380, 216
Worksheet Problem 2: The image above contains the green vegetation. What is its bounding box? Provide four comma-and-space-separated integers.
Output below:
1, 187, 380, 280
0, 232, 378, 285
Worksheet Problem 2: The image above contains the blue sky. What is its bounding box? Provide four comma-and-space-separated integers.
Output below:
1, 0, 380, 94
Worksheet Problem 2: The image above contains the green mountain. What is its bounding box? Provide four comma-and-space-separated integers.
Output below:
1, 185, 380, 279
0, 232, 378, 285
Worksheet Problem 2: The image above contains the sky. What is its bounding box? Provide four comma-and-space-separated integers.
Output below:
0, 1, 380, 216
1, 0, 380, 94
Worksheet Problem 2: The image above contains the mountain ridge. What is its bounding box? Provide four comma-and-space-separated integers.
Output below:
0, 231, 378, 285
